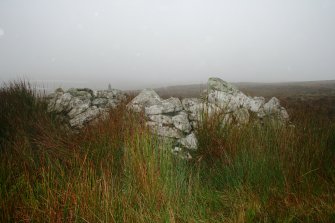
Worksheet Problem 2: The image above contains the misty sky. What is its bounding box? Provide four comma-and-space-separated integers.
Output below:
0, 0, 334, 90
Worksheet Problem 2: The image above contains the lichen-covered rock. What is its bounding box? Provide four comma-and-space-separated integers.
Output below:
146, 122, 184, 139
95, 89, 127, 103
69, 106, 102, 128
172, 111, 192, 133
48, 77, 290, 160
51, 92, 73, 113
127, 89, 161, 112
161, 78, 288, 158
178, 133, 198, 150
67, 88, 92, 100
92, 98, 108, 107
145, 97, 183, 115
204, 77, 289, 125
148, 114, 173, 125
246, 96, 265, 112
208, 77, 238, 93
128, 89, 195, 153
263, 97, 281, 114
47, 86, 126, 129
208, 88, 249, 112
263, 97, 289, 122
182, 98, 203, 121
67, 98, 91, 119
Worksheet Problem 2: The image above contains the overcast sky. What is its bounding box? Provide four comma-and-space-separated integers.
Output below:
0, 0, 334, 90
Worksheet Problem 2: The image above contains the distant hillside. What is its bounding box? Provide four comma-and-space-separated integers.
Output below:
236, 80, 335, 99
149, 80, 335, 99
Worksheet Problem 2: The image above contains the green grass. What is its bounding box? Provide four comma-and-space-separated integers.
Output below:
0, 81, 334, 222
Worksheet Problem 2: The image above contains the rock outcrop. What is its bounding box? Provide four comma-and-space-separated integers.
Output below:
127, 77, 289, 159
48, 87, 126, 128
182, 77, 289, 128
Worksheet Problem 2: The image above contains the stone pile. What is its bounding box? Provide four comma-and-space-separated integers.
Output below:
127, 77, 289, 159
48, 77, 289, 159
47, 87, 126, 128
182, 77, 289, 128
127, 89, 198, 159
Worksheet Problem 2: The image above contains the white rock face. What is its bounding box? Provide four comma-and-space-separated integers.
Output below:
128, 89, 196, 155
52, 93, 73, 113
182, 77, 290, 127
208, 77, 238, 93
67, 98, 91, 119
154, 126, 184, 139
246, 97, 265, 112
48, 87, 126, 128
148, 114, 173, 125
69, 106, 102, 128
172, 112, 192, 133
145, 97, 183, 115
182, 98, 203, 121
127, 89, 161, 112
177, 133, 198, 150
263, 97, 289, 122
92, 98, 108, 107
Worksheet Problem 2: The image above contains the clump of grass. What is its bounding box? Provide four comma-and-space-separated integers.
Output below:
194, 106, 335, 222
0, 81, 43, 145
0, 81, 334, 222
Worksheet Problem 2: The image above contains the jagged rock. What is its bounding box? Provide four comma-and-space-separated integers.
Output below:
208, 77, 238, 93
48, 86, 125, 128
145, 97, 183, 115
54, 93, 75, 113
67, 98, 91, 119
67, 88, 92, 100
205, 77, 289, 125
128, 89, 194, 150
55, 87, 64, 93
263, 97, 289, 122
129, 90, 192, 137
182, 98, 204, 121
208, 90, 249, 112
127, 89, 162, 112
182, 98, 223, 127
246, 96, 265, 112
92, 98, 108, 107
96, 89, 126, 101
105, 99, 119, 108
69, 106, 102, 128
172, 111, 192, 133
263, 97, 281, 114
47, 91, 65, 112
48, 77, 290, 159
148, 114, 173, 125
207, 78, 247, 111
178, 133, 198, 150
146, 122, 184, 139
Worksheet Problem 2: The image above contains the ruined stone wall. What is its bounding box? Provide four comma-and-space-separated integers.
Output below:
48, 77, 289, 159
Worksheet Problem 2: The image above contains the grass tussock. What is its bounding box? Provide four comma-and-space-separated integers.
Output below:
1, 81, 335, 222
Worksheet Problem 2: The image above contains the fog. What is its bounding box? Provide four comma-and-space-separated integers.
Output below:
0, 0, 334, 90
